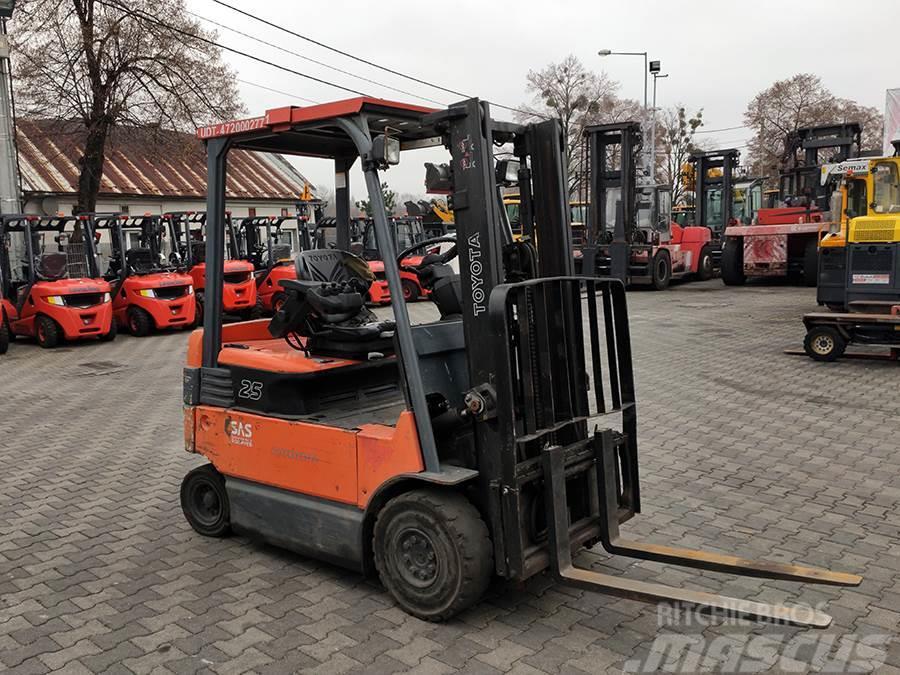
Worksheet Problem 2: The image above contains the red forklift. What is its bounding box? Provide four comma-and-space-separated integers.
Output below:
0, 214, 115, 348
85, 214, 196, 335
721, 124, 861, 285
164, 211, 259, 322
578, 122, 713, 289
360, 215, 430, 303
235, 215, 299, 314
180, 96, 858, 627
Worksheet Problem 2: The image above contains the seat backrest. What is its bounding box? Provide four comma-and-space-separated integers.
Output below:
271, 244, 292, 263
295, 249, 373, 288
190, 241, 206, 263
126, 247, 156, 274
36, 253, 68, 281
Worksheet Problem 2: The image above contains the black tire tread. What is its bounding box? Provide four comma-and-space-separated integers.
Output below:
373, 489, 492, 622
180, 464, 231, 537
651, 250, 671, 291
36, 315, 61, 348
128, 306, 154, 337
0, 310, 9, 354
721, 238, 745, 286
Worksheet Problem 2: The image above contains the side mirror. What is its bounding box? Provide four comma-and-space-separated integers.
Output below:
372, 135, 400, 167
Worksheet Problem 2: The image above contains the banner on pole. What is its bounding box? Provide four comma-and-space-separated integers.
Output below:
884, 89, 900, 155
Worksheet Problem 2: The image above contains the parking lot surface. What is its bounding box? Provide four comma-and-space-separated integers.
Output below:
1, 280, 898, 674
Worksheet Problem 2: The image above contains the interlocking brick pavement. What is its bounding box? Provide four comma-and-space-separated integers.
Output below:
0, 280, 898, 673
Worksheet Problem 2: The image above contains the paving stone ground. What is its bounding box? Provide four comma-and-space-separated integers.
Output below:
0, 279, 898, 674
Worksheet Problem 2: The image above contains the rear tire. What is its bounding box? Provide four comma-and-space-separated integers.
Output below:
194, 298, 204, 327
401, 278, 420, 302
651, 250, 671, 291
721, 238, 746, 286
804, 325, 847, 362
803, 238, 819, 287
0, 311, 9, 354
374, 489, 492, 622
181, 464, 231, 537
697, 246, 714, 281
127, 306, 154, 337
36, 315, 61, 349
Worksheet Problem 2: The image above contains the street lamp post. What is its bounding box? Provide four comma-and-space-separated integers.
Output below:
599, 49, 650, 170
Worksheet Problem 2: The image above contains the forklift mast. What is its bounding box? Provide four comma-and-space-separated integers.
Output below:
690, 148, 739, 239
780, 123, 862, 208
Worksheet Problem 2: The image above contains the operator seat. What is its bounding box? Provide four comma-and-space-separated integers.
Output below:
35, 253, 68, 281
268, 249, 395, 358
126, 247, 156, 274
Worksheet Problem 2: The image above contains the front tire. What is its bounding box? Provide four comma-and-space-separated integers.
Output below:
697, 246, 714, 281
804, 325, 847, 362
36, 315, 61, 349
241, 297, 264, 321
99, 318, 117, 342
127, 306, 154, 337
651, 250, 671, 291
181, 464, 231, 537
721, 238, 746, 286
373, 489, 492, 622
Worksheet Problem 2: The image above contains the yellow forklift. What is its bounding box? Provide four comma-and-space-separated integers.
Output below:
182, 96, 859, 625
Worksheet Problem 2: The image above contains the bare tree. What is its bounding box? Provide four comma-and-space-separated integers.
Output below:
10, 0, 244, 213
517, 54, 639, 195
658, 106, 703, 205
744, 73, 883, 180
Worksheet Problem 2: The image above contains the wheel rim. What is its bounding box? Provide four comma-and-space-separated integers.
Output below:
130, 316, 139, 333
702, 255, 712, 274
37, 323, 45, 342
811, 334, 834, 356
657, 257, 668, 279
394, 527, 439, 588
274, 297, 285, 312
403, 284, 413, 301
188, 480, 222, 527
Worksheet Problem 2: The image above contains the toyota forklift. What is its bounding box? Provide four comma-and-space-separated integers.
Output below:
164, 211, 259, 323
235, 215, 298, 314
181, 97, 859, 627
0, 214, 115, 348
577, 122, 714, 289
84, 214, 196, 335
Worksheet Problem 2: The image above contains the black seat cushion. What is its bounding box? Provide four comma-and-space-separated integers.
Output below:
126, 247, 156, 274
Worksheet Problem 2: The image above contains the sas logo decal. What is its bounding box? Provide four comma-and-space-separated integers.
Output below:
225, 417, 253, 447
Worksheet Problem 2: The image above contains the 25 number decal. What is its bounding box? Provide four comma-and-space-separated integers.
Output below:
238, 379, 263, 401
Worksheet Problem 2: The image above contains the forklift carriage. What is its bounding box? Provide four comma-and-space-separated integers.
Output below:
182, 96, 859, 626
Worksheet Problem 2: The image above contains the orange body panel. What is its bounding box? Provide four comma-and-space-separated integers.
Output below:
194, 406, 359, 504
219, 338, 365, 374
356, 411, 423, 507
112, 272, 195, 330
186, 319, 273, 367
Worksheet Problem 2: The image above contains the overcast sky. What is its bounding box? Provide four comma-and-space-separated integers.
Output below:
188, 0, 900, 202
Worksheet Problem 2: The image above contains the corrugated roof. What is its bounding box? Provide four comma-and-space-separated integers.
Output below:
16, 119, 313, 201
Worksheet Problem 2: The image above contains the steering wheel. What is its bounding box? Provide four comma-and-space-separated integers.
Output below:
396, 236, 458, 272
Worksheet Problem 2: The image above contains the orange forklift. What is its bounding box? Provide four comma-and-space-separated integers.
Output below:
0, 214, 115, 348
181, 97, 859, 626
164, 211, 259, 323
85, 214, 196, 335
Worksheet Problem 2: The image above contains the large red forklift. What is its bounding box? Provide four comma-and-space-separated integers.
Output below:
0, 214, 115, 348
180, 96, 859, 626
235, 215, 298, 314
164, 211, 259, 322
721, 124, 861, 285
85, 214, 196, 335
578, 122, 713, 289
